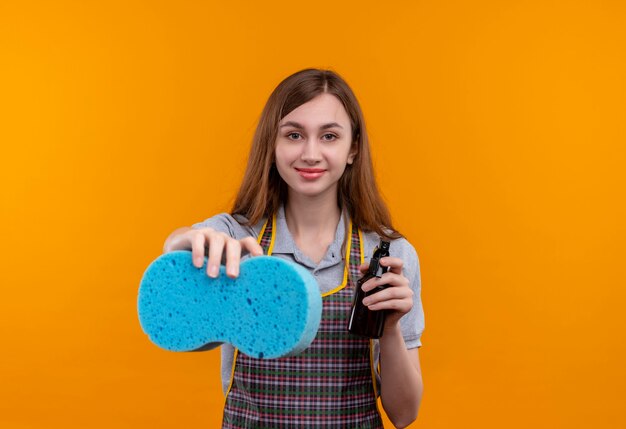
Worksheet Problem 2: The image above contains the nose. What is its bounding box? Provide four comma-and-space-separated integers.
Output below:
300, 140, 322, 164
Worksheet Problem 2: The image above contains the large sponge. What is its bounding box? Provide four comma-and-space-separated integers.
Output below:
137, 251, 322, 359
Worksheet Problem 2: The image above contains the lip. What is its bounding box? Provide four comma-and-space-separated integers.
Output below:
295, 167, 326, 180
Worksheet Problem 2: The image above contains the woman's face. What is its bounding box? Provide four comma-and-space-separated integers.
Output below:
275, 93, 357, 201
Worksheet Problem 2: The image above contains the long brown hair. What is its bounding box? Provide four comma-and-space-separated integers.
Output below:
231, 68, 402, 240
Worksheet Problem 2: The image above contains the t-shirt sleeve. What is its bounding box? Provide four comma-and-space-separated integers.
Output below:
399, 242, 425, 349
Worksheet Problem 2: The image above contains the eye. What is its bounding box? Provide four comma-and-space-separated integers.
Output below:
287, 132, 302, 140
322, 133, 337, 141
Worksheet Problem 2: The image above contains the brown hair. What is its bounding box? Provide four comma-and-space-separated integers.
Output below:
231, 68, 402, 241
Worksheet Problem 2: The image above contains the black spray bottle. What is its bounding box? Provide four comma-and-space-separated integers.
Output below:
347, 240, 390, 338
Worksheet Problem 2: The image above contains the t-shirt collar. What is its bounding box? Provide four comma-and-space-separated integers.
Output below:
270, 203, 347, 258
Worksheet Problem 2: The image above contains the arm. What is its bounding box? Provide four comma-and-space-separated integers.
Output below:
163, 226, 192, 253
378, 329, 423, 428
359, 255, 424, 428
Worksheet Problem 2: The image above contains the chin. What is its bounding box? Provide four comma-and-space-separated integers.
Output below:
288, 184, 337, 199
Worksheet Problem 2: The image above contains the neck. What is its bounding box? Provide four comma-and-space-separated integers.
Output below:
284, 190, 342, 241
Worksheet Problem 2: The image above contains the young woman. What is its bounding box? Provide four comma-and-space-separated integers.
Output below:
163, 68, 425, 429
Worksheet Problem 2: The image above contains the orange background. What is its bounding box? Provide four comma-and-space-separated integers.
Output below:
1, 1, 625, 428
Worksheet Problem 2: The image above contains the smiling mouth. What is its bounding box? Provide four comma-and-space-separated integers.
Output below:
295, 168, 326, 173
295, 168, 326, 179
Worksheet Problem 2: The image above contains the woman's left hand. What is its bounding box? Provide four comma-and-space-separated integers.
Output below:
358, 257, 414, 330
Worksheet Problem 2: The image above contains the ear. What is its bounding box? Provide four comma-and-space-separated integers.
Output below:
347, 143, 358, 165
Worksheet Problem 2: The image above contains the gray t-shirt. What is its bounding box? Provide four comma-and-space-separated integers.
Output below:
191, 203, 425, 395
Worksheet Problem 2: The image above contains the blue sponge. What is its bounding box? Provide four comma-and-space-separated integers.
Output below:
137, 251, 322, 359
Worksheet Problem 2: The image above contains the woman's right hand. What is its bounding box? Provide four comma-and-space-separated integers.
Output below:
163, 227, 264, 279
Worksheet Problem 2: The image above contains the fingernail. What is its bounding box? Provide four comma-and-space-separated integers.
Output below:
195, 257, 203, 266
363, 298, 370, 305
209, 265, 218, 277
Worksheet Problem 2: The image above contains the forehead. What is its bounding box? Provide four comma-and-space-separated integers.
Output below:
280, 93, 350, 127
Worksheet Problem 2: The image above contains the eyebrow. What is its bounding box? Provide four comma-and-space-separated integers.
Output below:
279, 121, 344, 130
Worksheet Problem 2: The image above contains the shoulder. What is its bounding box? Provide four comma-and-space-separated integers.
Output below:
360, 230, 419, 266
191, 212, 267, 240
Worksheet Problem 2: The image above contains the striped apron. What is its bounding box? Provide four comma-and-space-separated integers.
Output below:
221, 214, 383, 428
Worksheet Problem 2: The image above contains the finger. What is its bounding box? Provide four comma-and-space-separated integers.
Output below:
366, 298, 413, 313
362, 285, 412, 305
240, 237, 264, 256
360, 276, 378, 292
225, 239, 241, 278
358, 262, 369, 274
191, 231, 207, 268
360, 272, 405, 292
380, 256, 404, 275
206, 232, 226, 278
